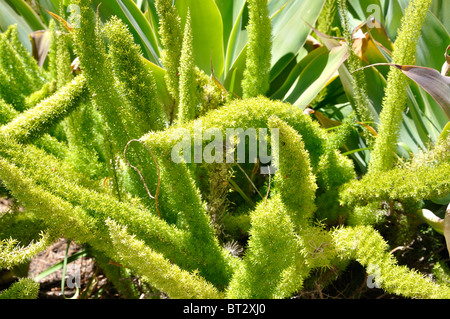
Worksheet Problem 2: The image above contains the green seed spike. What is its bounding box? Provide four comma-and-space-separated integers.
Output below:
226, 195, 300, 298
103, 16, 166, 132
242, 0, 272, 98
106, 219, 223, 299
0, 75, 87, 143
337, 0, 374, 143
0, 278, 40, 299
5, 24, 45, 90
268, 116, 317, 226
155, 0, 183, 104
368, 0, 433, 173
333, 225, 450, 298
178, 10, 199, 124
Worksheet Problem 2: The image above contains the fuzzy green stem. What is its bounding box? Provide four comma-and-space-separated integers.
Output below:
106, 219, 223, 299
155, 0, 183, 103
0, 278, 40, 299
242, 0, 272, 98
368, 0, 433, 173
0, 75, 87, 143
178, 11, 198, 124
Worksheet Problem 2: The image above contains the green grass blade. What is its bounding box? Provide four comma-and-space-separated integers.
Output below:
34, 250, 88, 282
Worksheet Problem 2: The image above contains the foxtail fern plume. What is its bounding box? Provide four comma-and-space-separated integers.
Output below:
55, 30, 73, 89
106, 219, 223, 299
1, 0, 448, 299
369, 0, 433, 173
0, 75, 87, 143
226, 195, 301, 298
71, 0, 132, 150
0, 99, 18, 125
333, 225, 450, 298
317, 0, 338, 35
242, 0, 272, 98
0, 26, 44, 97
72, 0, 166, 203
178, 10, 199, 124
5, 24, 44, 90
268, 116, 317, 226
0, 278, 40, 299
103, 16, 166, 132
0, 232, 54, 269
338, 0, 375, 143
0, 25, 47, 111
155, 0, 183, 103
47, 19, 58, 81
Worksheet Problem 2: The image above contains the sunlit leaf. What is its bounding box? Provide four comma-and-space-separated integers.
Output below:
175, 0, 224, 79
30, 30, 51, 67
362, 63, 450, 121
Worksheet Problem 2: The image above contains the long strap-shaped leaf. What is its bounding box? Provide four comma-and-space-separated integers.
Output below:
357, 62, 450, 120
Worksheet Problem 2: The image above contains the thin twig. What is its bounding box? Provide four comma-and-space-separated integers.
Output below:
236, 163, 264, 200
123, 139, 161, 218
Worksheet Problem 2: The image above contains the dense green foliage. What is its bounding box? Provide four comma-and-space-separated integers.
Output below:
0, 0, 449, 300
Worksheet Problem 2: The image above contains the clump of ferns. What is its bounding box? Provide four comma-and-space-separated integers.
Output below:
1, 0, 450, 299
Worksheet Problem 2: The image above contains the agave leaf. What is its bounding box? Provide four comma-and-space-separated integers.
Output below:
283, 43, 350, 109
115, 0, 160, 65
430, 0, 450, 33
377, 0, 404, 41
268, 0, 326, 81
270, 46, 327, 99
175, 0, 225, 79
223, 0, 247, 80
214, 0, 246, 55
366, 63, 450, 121
6, 0, 45, 31
416, 11, 450, 71
439, 121, 450, 142
0, 0, 35, 51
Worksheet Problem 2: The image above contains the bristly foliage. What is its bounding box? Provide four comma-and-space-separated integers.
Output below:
0, 0, 449, 300
155, 0, 183, 104
368, 0, 433, 173
242, 0, 272, 98
178, 10, 198, 124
